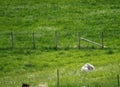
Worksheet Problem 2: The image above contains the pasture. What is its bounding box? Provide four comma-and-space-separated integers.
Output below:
0, 0, 120, 87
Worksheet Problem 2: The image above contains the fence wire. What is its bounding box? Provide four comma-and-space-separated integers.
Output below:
0, 68, 119, 87
0, 31, 119, 49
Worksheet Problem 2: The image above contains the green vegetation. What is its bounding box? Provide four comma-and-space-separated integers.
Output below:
0, 0, 120, 87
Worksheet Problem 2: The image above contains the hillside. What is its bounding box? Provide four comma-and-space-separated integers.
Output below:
0, 0, 120, 87
0, 0, 120, 31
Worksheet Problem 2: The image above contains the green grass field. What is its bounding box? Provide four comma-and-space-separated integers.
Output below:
0, 0, 120, 87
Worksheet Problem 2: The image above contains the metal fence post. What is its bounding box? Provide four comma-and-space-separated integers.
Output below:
10, 32, 14, 49
78, 32, 80, 49
32, 32, 35, 49
117, 75, 120, 87
55, 31, 58, 49
101, 32, 104, 49
57, 69, 60, 87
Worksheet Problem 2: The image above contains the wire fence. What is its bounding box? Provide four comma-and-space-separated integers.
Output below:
0, 68, 119, 87
55, 69, 120, 87
0, 31, 119, 50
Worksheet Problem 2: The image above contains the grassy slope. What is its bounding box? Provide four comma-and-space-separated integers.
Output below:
0, 0, 120, 48
0, 0, 120, 87
0, 0, 120, 32
0, 49, 120, 87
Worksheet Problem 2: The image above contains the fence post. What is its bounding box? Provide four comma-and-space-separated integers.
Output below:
78, 32, 80, 49
101, 32, 104, 49
55, 31, 58, 49
117, 74, 120, 87
32, 32, 35, 49
57, 69, 60, 87
10, 32, 14, 49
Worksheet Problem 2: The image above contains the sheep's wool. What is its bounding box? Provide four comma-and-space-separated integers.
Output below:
81, 63, 95, 71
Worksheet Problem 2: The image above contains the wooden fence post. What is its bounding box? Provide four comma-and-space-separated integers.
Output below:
10, 32, 14, 49
101, 32, 104, 49
57, 69, 60, 87
117, 74, 120, 87
55, 31, 58, 49
32, 32, 35, 49
78, 32, 80, 49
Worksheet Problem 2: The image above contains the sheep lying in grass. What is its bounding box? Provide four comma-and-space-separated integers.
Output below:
81, 63, 95, 72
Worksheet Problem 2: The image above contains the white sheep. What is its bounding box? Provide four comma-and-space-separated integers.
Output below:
81, 63, 95, 71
